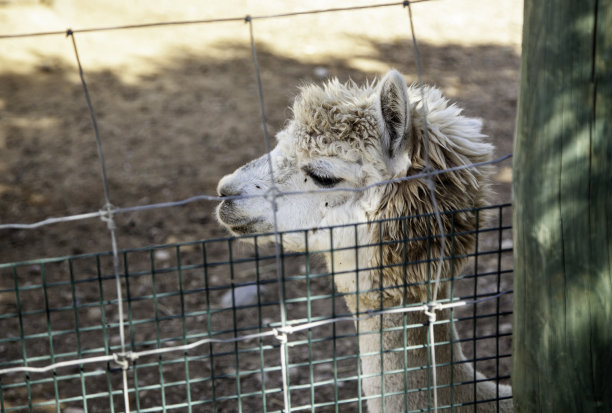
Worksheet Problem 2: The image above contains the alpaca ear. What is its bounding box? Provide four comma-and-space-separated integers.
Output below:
376, 70, 412, 174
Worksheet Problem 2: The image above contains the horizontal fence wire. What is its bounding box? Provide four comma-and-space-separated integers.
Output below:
0, 154, 511, 231
0, 292, 510, 376
0, 2, 513, 412
0, 280, 511, 376
0, 1, 430, 39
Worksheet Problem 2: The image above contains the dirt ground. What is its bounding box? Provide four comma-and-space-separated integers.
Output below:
0, 1, 521, 411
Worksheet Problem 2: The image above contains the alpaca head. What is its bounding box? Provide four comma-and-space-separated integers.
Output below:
217, 70, 494, 301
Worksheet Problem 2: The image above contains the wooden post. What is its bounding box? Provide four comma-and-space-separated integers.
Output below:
513, 0, 612, 412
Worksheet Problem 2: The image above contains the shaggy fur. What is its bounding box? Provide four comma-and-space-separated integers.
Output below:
216, 70, 511, 412
292, 78, 494, 308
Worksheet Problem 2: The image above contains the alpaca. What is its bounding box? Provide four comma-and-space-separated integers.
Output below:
216, 70, 512, 412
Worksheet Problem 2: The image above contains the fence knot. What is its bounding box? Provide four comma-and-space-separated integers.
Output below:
65, 28, 74, 37
264, 186, 280, 211
272, 327, 292, 342
244, 15, 252, 23
99, 203, 117, 230
112, 352, 136, 370
424, 303, 440, 324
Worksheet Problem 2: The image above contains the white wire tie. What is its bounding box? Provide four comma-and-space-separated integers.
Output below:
113, 352, 135, 370
424, 303, 440, 324
272, 327, 292, 342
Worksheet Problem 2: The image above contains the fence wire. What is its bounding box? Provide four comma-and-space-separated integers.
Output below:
0, 2, 513, 412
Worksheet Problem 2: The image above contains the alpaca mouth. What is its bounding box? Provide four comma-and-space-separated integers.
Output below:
228, 222, 266, 235
216, 201, 269, 235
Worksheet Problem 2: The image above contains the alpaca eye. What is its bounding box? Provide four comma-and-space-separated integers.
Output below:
307, 171, 343, 188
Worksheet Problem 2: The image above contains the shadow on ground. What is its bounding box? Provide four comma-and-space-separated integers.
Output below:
0, 38, 519, 264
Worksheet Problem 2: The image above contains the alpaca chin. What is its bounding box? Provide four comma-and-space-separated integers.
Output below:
216, 202, 269, 236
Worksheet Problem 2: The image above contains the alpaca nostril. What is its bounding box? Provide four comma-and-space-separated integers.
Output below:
218, 184, 241, 198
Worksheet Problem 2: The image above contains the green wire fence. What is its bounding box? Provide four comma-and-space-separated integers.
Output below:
1, 205, 513, 412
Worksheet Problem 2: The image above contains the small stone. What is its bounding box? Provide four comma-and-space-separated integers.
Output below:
63, 407, 85, 413
28, 265, 41, 274
220, 285, 262, 308
154, 250, 171, 261
314, 66, 329, 78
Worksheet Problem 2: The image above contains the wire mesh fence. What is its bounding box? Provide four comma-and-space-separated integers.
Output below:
0, 204, 512, 412
1, 1, 515, 412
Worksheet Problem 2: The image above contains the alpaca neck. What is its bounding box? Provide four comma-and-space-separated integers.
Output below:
324, 251, 512, 412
